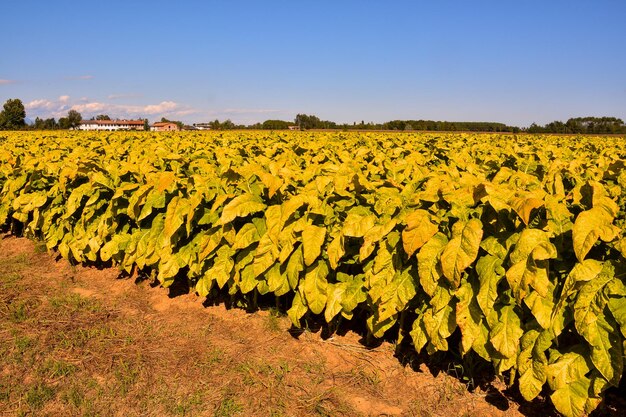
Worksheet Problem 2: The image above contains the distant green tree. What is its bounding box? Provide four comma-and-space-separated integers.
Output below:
143, 119, 149, 131
261, 120, 291, 130
67, 110, 82, 129
95, 114, 111, 120
0, 98, 26, 130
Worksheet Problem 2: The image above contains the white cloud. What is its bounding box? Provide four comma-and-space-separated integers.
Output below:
25, 95, 200, 121
66, 75, 94, 80
0, 79, 17, 85
143, 101, 179, 115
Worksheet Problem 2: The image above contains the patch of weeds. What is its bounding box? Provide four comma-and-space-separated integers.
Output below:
0, 382, 10, 402
214, 395, 243, 417
50, 293, 102, 313
266, 307, 286, 332
302, 359, 326, 384
1, 254, 29, 271
57, 325, 118, 349
0, 272, 22, 288
268, 361, 291, 383
40, 358, 78, 378
25, 383, 55, 410
9, 299, 35, 323
353, 367, 381, 388
114, 358, 140, 395
236, 361, 258, 386
206, 347, 224, 365
169, 390, 205, 416
62, 385, 85, 408
13, 332, 33, 355
33, 241, 48, 254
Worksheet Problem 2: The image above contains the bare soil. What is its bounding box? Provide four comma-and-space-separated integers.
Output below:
0, 235, 615, 416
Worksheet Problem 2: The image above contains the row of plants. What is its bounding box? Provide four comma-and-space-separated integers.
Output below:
1, 130, 625, 416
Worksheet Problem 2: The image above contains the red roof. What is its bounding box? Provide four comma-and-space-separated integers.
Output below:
80, 119, 144, 125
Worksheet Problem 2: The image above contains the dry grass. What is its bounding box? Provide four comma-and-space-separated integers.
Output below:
0, 235, 555, 417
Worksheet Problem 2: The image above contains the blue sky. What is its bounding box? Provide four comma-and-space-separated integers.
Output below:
1, 1, 625, 126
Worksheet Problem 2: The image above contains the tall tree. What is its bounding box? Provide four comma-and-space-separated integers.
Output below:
0, 98, 26, 130
67, 110, 82, 129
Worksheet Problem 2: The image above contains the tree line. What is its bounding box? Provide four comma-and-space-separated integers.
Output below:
1, 98, 625, 134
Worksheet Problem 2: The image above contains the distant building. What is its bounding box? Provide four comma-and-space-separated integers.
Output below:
150, 122, 180, 131
288, 125, 300, 131
78, 119, 145, 131
193, 123, 212, 130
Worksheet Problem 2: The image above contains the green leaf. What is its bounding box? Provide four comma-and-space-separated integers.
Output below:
324, 283, 345, 322
423, 304, 456, 353
510, 196, 544, 226
547, 347, 591, 390
207, 246, 234, 289
572, 207, 619, 262
440, 218, 483, 288
342, 210, 376, 237
232, 222, 261, 250
302, 224, 326, 267
302, 260, 329, 315
402, 210, 438, 257
416, 232, 448, 296
489, 304, 523, 359
550, 378, 590, 417
476, 254, 504, 328
287, 292, 308, 327
327, 232, 345, 269
284, 245, 304, 289
455, 280, 483, 355
219, 194, 266, 225
253, 233, 278, 277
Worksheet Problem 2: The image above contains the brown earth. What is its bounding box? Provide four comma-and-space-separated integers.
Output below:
0, 234, 604, 417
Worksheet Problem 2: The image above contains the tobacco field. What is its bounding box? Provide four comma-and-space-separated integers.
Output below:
1, 130, 625, 416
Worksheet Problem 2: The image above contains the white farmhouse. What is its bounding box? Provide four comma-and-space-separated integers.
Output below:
78, 119, 145, 131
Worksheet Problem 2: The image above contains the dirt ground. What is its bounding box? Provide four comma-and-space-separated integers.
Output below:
0, 234, 619, 417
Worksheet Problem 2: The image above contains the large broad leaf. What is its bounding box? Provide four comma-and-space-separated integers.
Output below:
489, 304, 523, 359
417, 232, 448, 296
517, 330, 548, 401
506, 228, 557, 301
162, 196, 190, 244
342, 210, 376, 237
510, 196, 544, 226
572, 207, 619, 262
402, 210, 438, 257
284, 245, 304, 289
455, 280, 483, 355
302, 224, 326, 266
440, 218, 483, 288
253, 233, 279, 277
219, 194, 266, 225
360, 219, 396, 261
232, 222, 261, 250
327, 232, 345, 269
547, 347, 591, 390
208, 246, 234, 289
476, 254, 504, 328
324, 283, 346, 322
422, 304, 456, 354
287, 292, 308, 327
302, 260, 329, 315
550, 378, 591, 417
